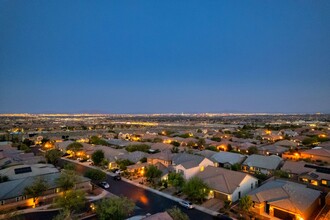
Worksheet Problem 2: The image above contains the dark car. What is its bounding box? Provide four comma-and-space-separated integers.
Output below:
113, 175, 121, 181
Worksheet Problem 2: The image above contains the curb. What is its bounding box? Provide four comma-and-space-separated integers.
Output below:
62, 158, 220, 217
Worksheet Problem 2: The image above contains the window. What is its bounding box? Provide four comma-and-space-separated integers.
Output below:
251, 183, 253, 189
200, 166, 204, 172
1, 200, 5, 205
311, 180, 318, 186
322, 180, 327, 186
302, 178, 308, 182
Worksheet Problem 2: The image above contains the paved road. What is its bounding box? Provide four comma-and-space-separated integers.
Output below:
58, 159, 216, 220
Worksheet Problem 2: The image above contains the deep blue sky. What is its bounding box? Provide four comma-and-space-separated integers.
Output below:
1, 0, 329, 114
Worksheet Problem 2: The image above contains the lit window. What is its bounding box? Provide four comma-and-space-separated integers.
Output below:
200, 166, 204, 172
302, 178, 308, 182
311, 180, 318, 186
322, 180, 327, 185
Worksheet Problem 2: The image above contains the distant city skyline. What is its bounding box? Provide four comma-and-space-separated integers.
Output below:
1, 1, 330, 114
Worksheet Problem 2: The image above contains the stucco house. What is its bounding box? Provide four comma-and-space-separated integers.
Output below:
196, 166, 258, 202
249, 179, 321, 220
242, 154, 282, 175
172, 153, 214, 179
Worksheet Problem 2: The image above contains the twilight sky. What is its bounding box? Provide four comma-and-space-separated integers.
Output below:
0, 0, 329, 114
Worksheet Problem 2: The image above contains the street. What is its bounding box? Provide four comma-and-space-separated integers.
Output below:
58, 159, 216, 220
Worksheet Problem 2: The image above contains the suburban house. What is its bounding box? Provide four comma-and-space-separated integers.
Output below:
147, 151, 173, 167
87, 145, 126, 169
258, 144, 288, 156
281, 161, 315, 179
195, 166, 258, 202
300, 148, 330, 164
249, 179, 321, 220
172, 153, 214, 179
0, 164, 91, 211
0, 163, 59, 180
210, 151, 246, 168
242, 154, 282, 175
274, 140, 297, 148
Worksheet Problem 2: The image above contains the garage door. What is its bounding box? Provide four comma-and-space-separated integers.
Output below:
273, 208, 295, 220
214, 191, 228, 200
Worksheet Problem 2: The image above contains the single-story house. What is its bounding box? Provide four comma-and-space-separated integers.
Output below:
172, 153, 214, 179
196, 166, 258, 202
242, 154, 282, 175
0, 170, 91, 211
210, 151, 246, 168
147, 151, 173, 167
300, 148, 330, 164
249, 179, 321, 220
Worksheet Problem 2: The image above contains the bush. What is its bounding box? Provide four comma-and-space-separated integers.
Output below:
84, 169, 106, 181
116, 159, 134, 170
89, 136, 109, 146
140, 157, 147, 163
126, 144, 150, 153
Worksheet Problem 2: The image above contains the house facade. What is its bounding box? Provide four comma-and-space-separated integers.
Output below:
249, 179, 321, 220
196, 166, 258, 202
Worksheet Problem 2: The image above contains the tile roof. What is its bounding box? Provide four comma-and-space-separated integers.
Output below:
196, 166, 256, 194
172, 153, 206, 169
211, 151, 246, 165
242, 154, 282, 170
249, 179, 321, 215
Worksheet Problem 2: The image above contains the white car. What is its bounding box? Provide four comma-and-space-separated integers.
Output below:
179, 200, 193, 209
99, 181, 110, 189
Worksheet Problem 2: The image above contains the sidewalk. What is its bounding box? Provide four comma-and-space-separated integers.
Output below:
63, 158, 220, 217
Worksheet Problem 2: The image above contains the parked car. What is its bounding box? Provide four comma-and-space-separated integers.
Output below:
112, 168, 122, 174
113, 175, 121, 181
98, 181, 110, 189
179, 200, 193, 209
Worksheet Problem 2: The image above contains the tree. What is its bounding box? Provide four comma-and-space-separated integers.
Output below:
84, 169, 106, 181
126, 144, 150, 152
140, 157, 147, 163
239, 195, 253, 213
206, 146, 219, 152
15, 143, 31, 153
144, 165, 162, 185
56, 170, 77, 193
227, 144, 233, 152
211, 137, 221, 142
171, 146, 179, 153
197, 138, 206, 148
89, 136, 109, 146
45, 149, 63, 165
54, 190, 86, 216
182, 177, 209, 203
96, 196, 135, 220
230, 163, 241, 171
0, 175, 9, 183
116, 159, 134, 170
92, 150, 105, 166
274, 170, 289, 178
24, 177, 48, 207
247, 146, 258, 155
66, 142, 83, 156
167, 173, 185, 192
167, 207, 189, 220
23, 139, 34, 147
63, 163, 75, 170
